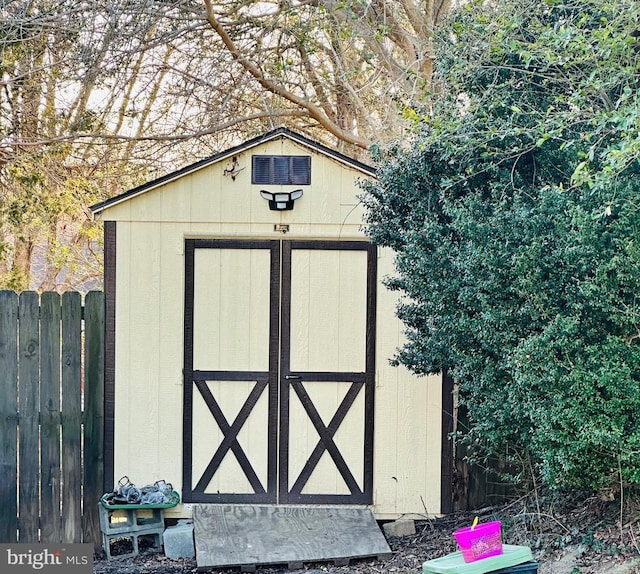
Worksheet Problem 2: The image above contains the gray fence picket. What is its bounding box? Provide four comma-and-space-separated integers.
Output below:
41, 292, 62, 543
18, 291, 40, 542
62, 291, 83, 543
0, 290, 104, 545
0, 291, 18, 543
83, 290, 105, 547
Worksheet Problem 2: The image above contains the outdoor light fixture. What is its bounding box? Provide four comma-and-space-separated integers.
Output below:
260, 189, 303, 211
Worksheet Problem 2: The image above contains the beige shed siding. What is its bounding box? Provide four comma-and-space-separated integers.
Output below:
101, 139, 366, 232
113, 221, 185, 486
99, 135, 443, 517
371, 247, 443, 518
193, 248, 272, 371
289, 249, 367, 373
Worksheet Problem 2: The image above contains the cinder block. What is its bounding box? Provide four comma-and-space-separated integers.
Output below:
382, 519, 416, 538
99, 503, 166, 560
99, 505, 163, 534
102, 528, 163, 560
164, 520, 195, 559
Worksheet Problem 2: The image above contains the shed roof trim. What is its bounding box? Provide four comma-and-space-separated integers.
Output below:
90, 127, 377, 214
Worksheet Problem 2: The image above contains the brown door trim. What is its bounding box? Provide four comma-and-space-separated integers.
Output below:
278, 240, 377, 504
182, 239, 280, 503
183, 238, 376, 505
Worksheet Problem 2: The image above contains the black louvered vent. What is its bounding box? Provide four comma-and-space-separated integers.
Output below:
252, 155, 311, 185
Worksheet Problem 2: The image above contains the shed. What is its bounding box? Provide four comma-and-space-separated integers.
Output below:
91, 127, 450, 519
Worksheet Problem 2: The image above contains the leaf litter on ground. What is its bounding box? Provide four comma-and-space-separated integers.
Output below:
93, 492, 640, 574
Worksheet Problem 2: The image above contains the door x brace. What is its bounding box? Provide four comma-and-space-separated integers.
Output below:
286, 380, 365, 497
193, 378, 268, 495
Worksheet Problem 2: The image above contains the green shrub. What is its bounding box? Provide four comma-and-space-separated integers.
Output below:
362, 0, 640, 491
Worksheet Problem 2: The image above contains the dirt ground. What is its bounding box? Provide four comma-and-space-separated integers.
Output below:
93, 494, 640, 574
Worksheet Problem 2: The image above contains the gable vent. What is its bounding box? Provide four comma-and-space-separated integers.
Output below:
252, 155, 311, 185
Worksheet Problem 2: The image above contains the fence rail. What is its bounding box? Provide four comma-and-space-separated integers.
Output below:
0, 290, 104, 545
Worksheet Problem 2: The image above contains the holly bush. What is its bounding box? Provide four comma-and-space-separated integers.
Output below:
362, 0, 640, 490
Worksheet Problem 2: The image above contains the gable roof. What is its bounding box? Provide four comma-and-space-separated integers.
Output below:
90, 127, 376, 214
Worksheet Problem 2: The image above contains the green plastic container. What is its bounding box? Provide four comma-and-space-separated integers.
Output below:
493, 564, 538, 573
423, 544, 534, 574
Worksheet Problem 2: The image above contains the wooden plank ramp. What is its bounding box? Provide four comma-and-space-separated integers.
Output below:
193, 504, 392, 572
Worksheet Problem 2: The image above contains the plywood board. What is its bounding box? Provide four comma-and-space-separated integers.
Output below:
193, 504, 391, 570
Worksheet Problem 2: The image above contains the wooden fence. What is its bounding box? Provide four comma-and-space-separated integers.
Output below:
0, 290, 104, 545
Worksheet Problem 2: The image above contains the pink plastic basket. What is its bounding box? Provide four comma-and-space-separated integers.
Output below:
453, 520, 503, 563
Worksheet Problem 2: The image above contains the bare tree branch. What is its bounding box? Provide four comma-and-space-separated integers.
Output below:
203, 0, 371, 149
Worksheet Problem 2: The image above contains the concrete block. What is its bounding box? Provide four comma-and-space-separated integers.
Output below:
383, 519, 416, 538
164, 520, 195, 559
102, 528, 163, 560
